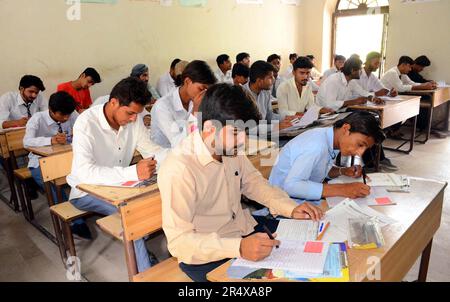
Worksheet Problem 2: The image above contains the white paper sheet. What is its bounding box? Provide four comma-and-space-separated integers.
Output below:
233, 240, 329, 275
276, 220, 319, 241
326, 187, 393, 208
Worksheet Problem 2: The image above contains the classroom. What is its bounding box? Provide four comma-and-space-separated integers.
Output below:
0, 0, 449, 285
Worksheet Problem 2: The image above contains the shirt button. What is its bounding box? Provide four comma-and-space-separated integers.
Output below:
232, 213, 236, 220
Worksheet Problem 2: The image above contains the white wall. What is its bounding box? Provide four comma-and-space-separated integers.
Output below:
0, 0, 304, 99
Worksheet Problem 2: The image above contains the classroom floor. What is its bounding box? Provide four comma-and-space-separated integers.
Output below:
0, 132, 449, 282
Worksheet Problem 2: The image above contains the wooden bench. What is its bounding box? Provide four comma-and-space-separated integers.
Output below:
119, 193, 192, 282
39, 151, 90, 266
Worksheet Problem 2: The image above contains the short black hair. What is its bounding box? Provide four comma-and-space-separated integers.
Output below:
289, 53, 298, 61
19, 75, 45, 91
334, 111, 385, 144
232, 63, 250, 79
342, 57, 363, 76
81, 67, 101, 83
249, 60, 276, 84
236, 52, 250, 63
335, 55, 346, 62
216, 54, 230, 66
414, 55, 431, 67
267, 54, 281, 63
48, 91, 77, 115
293, 56, 314, 70
398, 56, 414, 66
109, 77, 152, 107
199, 83, 261, 129
170, 58, 181, 70
306, 55, 315, 60
175, 60, 217, 87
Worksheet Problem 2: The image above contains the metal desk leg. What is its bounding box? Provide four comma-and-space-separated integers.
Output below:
415, 102, 433, 144
385, 115, 417, 154
418, 239, 433, 282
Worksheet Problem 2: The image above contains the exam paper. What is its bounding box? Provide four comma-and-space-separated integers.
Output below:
328, 173, 406, 187
276, 220, 319, 241
326, 187, 393, 208
233, 240, 329, 275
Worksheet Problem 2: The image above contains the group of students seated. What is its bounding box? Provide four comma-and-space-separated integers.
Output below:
0, 50, 440, 281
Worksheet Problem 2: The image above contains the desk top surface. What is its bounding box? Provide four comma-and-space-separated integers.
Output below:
26, 144, 73, 157
207, 177, 447, 282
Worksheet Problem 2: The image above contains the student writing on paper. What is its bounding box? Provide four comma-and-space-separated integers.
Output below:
0, 75, 47, 129
316, 57, 384, 111
57, 67, 101, 113
358, 52, 397, 97
67, 77, 165, 271
159, 84, 323, 282
214, 54, 233, 84
232, 63, 250, 86
151, 60, 216, 148
381, 56, 436, 93
408, 55, 435, 84
269, 112, 385, 202
276, 57, 333, 120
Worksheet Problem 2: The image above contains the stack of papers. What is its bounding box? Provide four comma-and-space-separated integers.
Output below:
329, 173, 408, 187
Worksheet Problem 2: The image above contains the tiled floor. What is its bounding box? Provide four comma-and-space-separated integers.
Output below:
0, 133, 449, 282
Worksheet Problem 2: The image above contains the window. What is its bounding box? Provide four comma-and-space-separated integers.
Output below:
332, 0, 389, 75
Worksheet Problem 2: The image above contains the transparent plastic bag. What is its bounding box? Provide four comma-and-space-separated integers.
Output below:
348, 217, 385, 250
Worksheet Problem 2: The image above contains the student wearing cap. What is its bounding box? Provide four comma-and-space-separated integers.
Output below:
130, 64, 161, 103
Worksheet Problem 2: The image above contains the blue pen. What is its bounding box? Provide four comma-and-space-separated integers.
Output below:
319, 222, 324, 233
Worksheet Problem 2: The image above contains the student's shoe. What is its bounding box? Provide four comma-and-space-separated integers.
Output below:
430, 130, 447, 139
71, 223, 93, 240
379, 158, 399, 172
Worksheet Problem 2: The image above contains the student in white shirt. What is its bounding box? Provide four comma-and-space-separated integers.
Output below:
322, 55, 346, 82
214, 54, 233, 84
282, 53, 298, 80
381, 56, 436, 93
67, 77, 165, 272
358, 52, 396, 97
130, 64, 161, 104
277, 57, 333, 119
231, 63, 250, 86
316, 57, 383, 111
0, 75, 47, 130
306, 55, 322, 80
156, 58, 181, 97
243, 61, 293, 132
236, 52, 251, 68
267, 54, 283, 98
151, 60, 217, 149
23, 92, 84, 233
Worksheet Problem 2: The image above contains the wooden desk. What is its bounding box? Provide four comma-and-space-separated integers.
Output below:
349, 95, 421, 155
208, 177, 447, 282
25, 144, 72, 157
401, 87, 450, 143
0, 127, 26, 211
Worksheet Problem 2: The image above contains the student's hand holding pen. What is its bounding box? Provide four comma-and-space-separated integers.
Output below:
51, 132, 67, 145
240, 233, 280, 262
136, 157, 157, 181
291, 203, 324, 221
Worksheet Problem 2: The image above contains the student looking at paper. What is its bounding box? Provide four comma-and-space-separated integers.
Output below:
236, 52, 251, 68
67, 77, 166, 272
322, 55, 346, 82
358, 52, 397, 98
276, 56, 333, 119
232, 63, 250, 86
269, 112, 385, 202
159, 84, 323, 282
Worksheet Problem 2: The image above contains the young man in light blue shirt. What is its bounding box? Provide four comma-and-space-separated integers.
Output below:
269, 112, 385, 203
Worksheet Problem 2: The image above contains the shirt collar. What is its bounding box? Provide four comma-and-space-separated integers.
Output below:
16, 92, 32, 107
44, 110, 58, 126
172, 87, 193, 114
191, 130, 216, 166
339, 72, 349, 86
394, 67, 401, 76
98, 104, 113, 131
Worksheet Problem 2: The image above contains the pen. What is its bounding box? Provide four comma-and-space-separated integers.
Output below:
316, 222, 330, 241
262, 225, 279, 249
362, 167, 367, 185
319, 222, 324, 233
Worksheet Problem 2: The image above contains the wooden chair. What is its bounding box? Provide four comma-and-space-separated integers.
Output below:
119, 193, 192, 282
5, 129, 30, 214
39, 151, 90, 266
